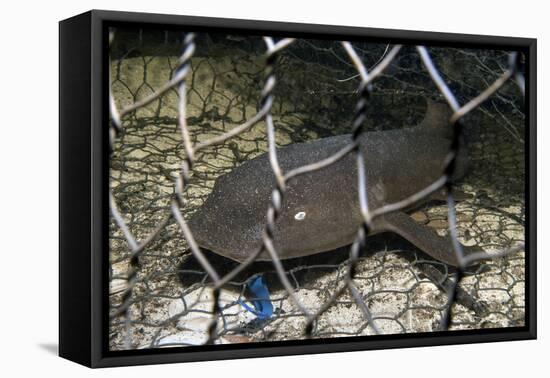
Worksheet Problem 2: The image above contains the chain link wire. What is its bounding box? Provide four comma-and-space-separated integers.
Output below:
107, 28, 526, 349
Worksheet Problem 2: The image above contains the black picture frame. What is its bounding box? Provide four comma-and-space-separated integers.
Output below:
59, 9, 537, 368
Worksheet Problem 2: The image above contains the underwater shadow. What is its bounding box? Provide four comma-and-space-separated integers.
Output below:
177, 233, 427, 293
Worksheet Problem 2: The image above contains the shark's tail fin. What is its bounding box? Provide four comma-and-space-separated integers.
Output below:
418, 98, 454, 139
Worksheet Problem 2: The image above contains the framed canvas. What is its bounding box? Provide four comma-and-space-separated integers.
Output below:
59, 9, 537, 368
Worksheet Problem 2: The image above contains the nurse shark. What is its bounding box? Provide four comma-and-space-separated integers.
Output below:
187, 100, 477, 267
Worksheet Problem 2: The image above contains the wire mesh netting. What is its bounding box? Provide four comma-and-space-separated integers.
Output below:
108, 27, 526, 350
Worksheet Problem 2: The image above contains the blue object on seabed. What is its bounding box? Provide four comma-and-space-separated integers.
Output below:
238, 276, 273, 320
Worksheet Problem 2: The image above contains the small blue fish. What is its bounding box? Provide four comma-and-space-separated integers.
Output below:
238, 276, 273, 320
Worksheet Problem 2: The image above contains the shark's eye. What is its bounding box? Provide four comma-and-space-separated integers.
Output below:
294, 211, 306, 221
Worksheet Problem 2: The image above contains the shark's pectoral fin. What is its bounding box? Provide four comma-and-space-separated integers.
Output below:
374, 211, 477, 267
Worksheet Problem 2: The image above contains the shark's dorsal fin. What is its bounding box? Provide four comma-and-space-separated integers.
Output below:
418, 98, 454, 139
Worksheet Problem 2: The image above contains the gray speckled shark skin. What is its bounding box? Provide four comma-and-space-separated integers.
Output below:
188, 102, 474, 266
